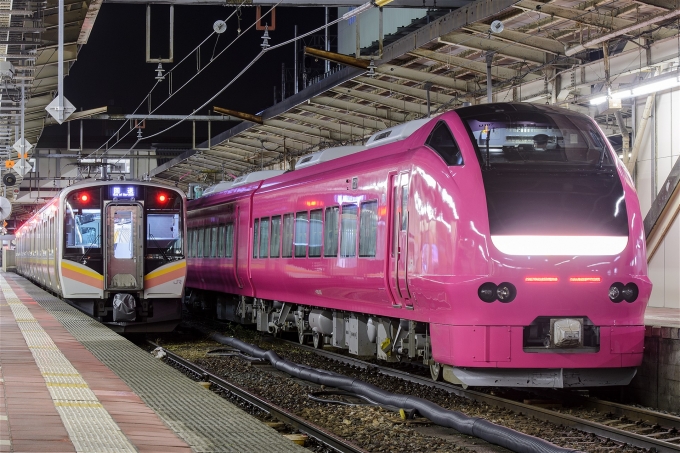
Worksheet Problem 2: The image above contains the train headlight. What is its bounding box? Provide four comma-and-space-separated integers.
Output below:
496, 282, 517, 303
478, 282, 497, 303
621, 283, 639, 303
608, 282, 625, 303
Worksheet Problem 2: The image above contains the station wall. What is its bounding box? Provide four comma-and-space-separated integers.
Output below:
635, 86, 680, 309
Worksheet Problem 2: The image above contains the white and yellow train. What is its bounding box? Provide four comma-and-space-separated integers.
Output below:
15, 179, 187, 332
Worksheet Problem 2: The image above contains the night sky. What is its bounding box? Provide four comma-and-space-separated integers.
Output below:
40, 4, 333, 149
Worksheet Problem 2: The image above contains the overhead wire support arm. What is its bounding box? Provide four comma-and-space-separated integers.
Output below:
146, 4, 174, 63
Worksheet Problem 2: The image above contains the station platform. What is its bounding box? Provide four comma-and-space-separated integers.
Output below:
0, 272, 304, 453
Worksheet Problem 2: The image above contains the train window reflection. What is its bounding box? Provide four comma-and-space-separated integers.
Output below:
359, 201, 378, 257
259, 217, 270, 258
225, 223, 234, 258
198, 229, 205, 257
217, 225, 225, 258
324, 207, 339, 257
309, 210, 322, 257
253, 219, 259, 258
270, 216, 281, 258
294, 212, 309, 258
211, 226, 218, 257
203, 227, 211, 258
282, 214, 294, 258
147, 214, 183, 256
113, 210, 133, 259
340, 204, 358, 257
64, 207, 101, 251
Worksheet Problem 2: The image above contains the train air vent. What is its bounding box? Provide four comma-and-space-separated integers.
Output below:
365, 118, 432, 148
231, 170, 286, 187
202, 181, 234, 196
295, 146, 366, 170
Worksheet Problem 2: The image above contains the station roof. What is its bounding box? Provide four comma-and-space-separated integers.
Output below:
146, 0, 679, 190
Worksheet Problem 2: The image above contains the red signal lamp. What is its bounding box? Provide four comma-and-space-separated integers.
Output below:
80, 194, 89, 202
158, 194, 167, 203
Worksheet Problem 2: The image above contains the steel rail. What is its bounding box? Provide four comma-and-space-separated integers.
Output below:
285, 340, 680, 453
148, 342, 368, 453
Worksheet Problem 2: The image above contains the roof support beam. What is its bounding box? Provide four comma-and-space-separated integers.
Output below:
311, 96, 408, 124
377, 64, 470, 91
281, 112, 374, 138
258, 124, 324, 146
410, 49, 542, 81
330, 87, 429, 116
240, 132, 308, 151
464, 23, 565, 55
296, 104, 387, 130
355, 77, 455, 105
264, 119, 351, 141
438, 32, 547, 64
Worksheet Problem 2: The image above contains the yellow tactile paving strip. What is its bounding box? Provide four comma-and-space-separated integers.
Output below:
0, 274, 137, 453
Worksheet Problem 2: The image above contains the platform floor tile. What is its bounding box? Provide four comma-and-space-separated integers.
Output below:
1, 273, 305, 453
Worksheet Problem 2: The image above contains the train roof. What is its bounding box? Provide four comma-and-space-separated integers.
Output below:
455, 102, 589, 119
203, 181, 233, 195
231, 170, 286, 187
295, 146, 366, 170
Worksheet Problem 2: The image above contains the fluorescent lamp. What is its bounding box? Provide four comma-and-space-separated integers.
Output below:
632, 77, 680, 97
611, 89, 632, 100
590, 96, 608, 105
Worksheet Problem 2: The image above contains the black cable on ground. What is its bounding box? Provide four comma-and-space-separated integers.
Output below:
202, 329, 582, 453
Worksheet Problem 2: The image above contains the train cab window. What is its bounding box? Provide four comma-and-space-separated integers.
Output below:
270, 216, 281, 258
309, 210, 322, 258
210, 226, 218, 257
294, 211, 309, 258
426, 121, 463, 166
324, 206, 339, 257
198, 229, 205, 257
217, 225, 225, 258
282, 214, 294, 258
359, 201, 378, 257
64, 205, 101, 253
259, 217, 270, 258
225, 223, 234, 258
147, 213, 183, 257
253, 219, 259, 258
340, 204, 358, 257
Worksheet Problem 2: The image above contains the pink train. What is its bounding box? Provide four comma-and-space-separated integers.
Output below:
186, 103, 651, 388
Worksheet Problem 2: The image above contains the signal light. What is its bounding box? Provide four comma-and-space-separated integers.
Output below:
80, 194, 89, 202
496, 282, 517, 303
478, 282, 497, 303
158, 194, 167, 202
610, 282, 639, 303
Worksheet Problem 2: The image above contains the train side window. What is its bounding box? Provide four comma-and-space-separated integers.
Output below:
225, 223, 234, 258
217, 225, 225, 258
309, 210, 322, 257
197, 229, 205, 257
270, 216, 281, 258
401, 185, 409, 231
294, 211, 309, 258
253, 219, 260, 258
210, 226, 218, 257
426, 121, 463, 166
259, 217, 270, 258
203, 227, 211, 258
282, 213, 294, 258
359, 201, 378, 257
340, 204, 358, 257
324, 206, 339, 257
187, 229, 193, 257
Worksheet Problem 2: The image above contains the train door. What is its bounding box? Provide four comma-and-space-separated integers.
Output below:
388, 172, 412, 307
105, 203, 143, 290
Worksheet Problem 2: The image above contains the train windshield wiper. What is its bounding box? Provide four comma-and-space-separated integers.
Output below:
148, 229, 170, 262
77, 234, 100, 264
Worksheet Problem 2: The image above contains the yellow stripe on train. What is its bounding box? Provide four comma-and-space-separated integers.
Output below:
144, 260, 186, 281
61, 261, 104, 281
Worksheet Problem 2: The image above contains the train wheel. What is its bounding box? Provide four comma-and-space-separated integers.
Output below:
430, 362, 443, 381
312, 332, 322, 349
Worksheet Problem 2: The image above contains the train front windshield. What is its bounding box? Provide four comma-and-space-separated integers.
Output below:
458, 105, 628, 237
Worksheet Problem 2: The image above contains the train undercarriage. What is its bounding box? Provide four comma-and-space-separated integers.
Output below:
186, 290, 443, 380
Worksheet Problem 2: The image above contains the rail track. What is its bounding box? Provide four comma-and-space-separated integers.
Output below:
283, 340, 680, 453
149, 341, 368, 453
